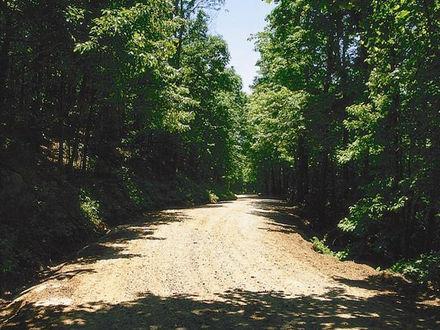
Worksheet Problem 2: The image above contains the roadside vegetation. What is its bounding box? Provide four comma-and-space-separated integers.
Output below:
1, 0, 438, 294
247, 0, 439, 291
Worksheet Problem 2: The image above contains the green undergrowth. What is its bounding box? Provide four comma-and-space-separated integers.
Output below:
118, 167, 236, 211
311, 236, 349, 261
390, 253, 440, 291
0, 165, 105, 294
311, 235, 440, 290
79, 188, 107, 230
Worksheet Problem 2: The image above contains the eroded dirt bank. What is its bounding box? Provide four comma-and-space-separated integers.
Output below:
1, 196, 439, 329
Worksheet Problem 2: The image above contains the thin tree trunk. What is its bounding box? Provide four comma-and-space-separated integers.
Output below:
58, 81, 65, 167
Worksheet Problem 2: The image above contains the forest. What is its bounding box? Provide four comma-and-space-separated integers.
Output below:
0, 0, 439, 297
248, 0, 440, 288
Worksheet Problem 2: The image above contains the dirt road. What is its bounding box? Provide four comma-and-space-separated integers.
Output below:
1, 196, 439, 329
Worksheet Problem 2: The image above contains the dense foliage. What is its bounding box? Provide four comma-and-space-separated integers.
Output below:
0, 0, 245, 185
248, 0, 439, 278
0, 0, 245, 287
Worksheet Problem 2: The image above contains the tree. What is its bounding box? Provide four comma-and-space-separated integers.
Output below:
248, 0, 440, 263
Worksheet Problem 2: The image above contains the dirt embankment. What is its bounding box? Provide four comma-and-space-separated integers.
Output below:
1, 196, 439, 329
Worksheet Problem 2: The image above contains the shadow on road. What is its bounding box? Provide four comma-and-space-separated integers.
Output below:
18, 210, 190, 296
3, 286, 439, 329
250, 197, 313, 239
2, 197, 438, 328
73, 211, 189, 265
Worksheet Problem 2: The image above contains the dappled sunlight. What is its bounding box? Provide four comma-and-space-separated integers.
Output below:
3, 287, 439, 329
65, 212, 191, 269
1, 197, 438, 329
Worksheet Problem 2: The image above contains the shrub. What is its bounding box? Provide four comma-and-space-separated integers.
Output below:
312, 236, 333, 255
390, 253, 440, 290
79, 189, 105, 229
311, 236, 350, 261
208, 191, 219, 204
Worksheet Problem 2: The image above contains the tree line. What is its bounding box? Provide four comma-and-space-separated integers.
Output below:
0, 0, 246, 190
247, 0, 439, 283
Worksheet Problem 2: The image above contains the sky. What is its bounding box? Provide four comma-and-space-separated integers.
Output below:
209, 0, 275, 93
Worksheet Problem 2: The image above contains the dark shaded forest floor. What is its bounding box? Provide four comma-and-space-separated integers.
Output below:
1, 196, 439, 329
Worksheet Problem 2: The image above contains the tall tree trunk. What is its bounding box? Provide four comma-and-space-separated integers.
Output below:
296, 135, 308, 203
58, 81, 65, 167
0, 26, 9, 108
318, 151, 329, 219
173, 0, 185, 68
